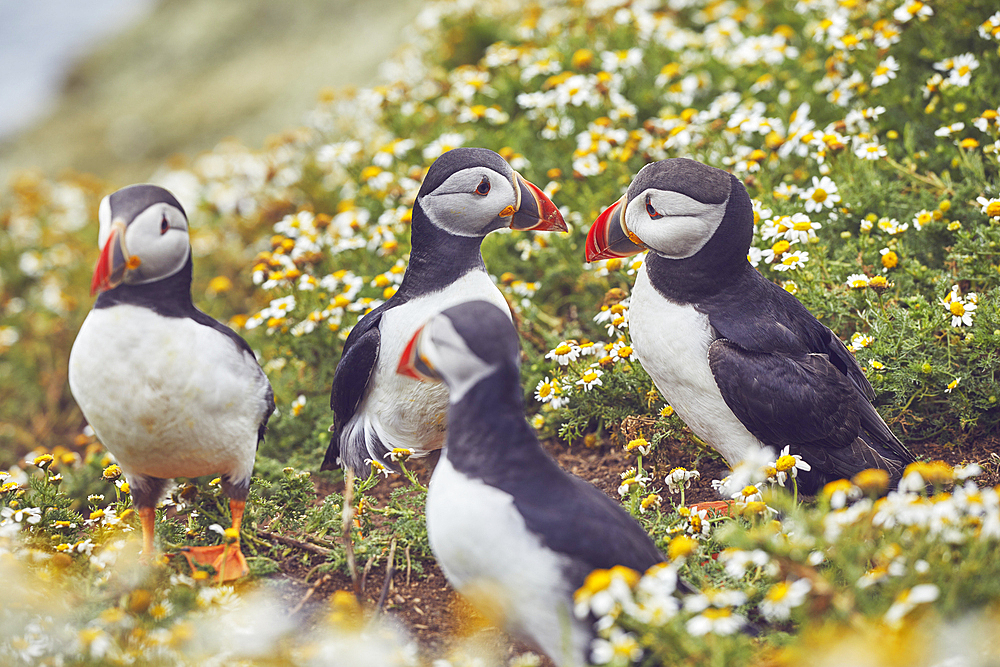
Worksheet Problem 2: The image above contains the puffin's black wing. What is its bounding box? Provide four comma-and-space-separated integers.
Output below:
703, 271, 913, 487
708, 339, 861, 449
322, 305, 386, 471
499, 448, 664, 587
708, 339, 911, 488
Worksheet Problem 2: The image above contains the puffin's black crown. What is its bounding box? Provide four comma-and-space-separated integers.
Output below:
108, 184, 186, 224
439, 300, 520, 370
419, 147, 512, 197
627, 158, 732, 205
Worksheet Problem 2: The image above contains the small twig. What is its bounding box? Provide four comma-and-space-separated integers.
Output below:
257, 530, 332, 557
376, 539, 398, 614
406, 546, 412, 586
361, 553, 376, 595
290, 574, 331, 615
303, 562, 326, 584
342, 469, 360, 598
305, 535, 340, 550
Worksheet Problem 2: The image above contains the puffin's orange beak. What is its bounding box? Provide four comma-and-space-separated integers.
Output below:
397, 325, 440, 382
507, 174, 567, 232
91, 220, 129, 295
585, 194, 646, 262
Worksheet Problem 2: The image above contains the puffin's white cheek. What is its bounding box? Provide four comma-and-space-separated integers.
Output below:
127, 233, 190, 284
638, 216, 719, 259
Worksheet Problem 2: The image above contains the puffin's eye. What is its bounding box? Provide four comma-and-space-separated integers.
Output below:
645, 195, 664, 220
160, 215, 170, 235
475, 177, 491, 196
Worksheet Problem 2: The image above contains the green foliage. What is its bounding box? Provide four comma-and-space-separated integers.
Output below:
3, 0, 1000, 664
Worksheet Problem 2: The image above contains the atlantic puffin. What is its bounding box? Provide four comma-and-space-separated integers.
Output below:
585, 158, 914, 493
68, 184, 274, 579
399, 300, 665, 666
322, 147, 566, 476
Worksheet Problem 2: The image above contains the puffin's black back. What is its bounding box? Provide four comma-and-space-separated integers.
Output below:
440, 302, 664, 585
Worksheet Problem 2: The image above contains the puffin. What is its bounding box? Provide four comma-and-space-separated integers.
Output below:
585, 158, 914, 494
322, 147, 566, 476
68, 184, 274, 579
398, 300, 665, 666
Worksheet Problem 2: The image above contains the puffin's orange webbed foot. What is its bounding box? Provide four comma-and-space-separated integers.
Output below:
180, 543, 249, 582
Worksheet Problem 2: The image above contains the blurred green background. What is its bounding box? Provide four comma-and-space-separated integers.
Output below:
0, 0, 420, 185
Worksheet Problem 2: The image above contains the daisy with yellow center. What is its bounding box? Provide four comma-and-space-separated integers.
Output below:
667, 535, 698, 561
576, 366, 604, 391
912, 209, 934, 229
762, 239, 792, 265
534, 376, 558, 403
868, 275, 890, 291
733, 484, 763, 503
871, 56, 899, 87
942, 285, 977, 327
759, 578, 812, 621
639, 493, 661, 513
845, 273, 869, 289
853, 468, 890, 494
545, 341, 580, 365
685, 606, 746, 637
822, 478, 859, 508
800, 176, 840, 213
977, 196, 1000, 220
384, 447, 414, 463
771, 446, 811, 500
626, 436, 651, 455
363, 458, 393, 479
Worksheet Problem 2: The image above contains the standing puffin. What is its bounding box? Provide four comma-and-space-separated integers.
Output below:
322, 147, 566, 476
585, 158, 914, 494
399, 301, 665, 666
68, 184, 274, 579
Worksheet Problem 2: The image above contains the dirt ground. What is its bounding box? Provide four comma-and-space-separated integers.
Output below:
258, 430, 1000, 665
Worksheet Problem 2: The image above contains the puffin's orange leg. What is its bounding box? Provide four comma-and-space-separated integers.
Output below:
181, 499, 249, 582
138, 506, 157, 562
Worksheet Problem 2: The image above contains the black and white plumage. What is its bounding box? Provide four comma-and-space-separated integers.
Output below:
322, 147, 566, 476
399, 300, 664, 666
68, 184, 274, 578
585, 158, 915, 494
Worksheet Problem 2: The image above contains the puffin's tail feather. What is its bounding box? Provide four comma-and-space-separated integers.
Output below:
320, 431, 341, 472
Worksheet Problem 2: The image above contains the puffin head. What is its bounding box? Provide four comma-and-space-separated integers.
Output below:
585, 158, 752, 267
91, 184, 190, 295
397, 300, 520, 403
416, 147, 566, 237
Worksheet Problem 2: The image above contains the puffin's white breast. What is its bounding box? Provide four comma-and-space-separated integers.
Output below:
427, 455, 589, 667
358, 270, 510, 455
629, 265, 765, 466
68, 305, 269, 482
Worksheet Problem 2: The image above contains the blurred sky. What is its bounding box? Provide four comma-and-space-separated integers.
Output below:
0, 0, 156, 141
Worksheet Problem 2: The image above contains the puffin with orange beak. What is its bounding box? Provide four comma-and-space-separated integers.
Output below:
398, 301, 666, 667
69, 184, 274, 579
586, 158, 913, 493
322, 147, 566, 476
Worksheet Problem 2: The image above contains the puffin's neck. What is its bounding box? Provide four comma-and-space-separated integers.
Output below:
643, 250, 756, 304
94, 254, 196, 317
444, 365, 538, 474
397, 201, 488, 298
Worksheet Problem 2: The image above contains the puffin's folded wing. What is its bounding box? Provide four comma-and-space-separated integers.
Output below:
323, 312, 382, 471
707, 339, 861, 452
